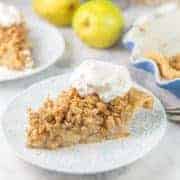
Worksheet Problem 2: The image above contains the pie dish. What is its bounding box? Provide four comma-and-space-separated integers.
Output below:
0, 2, 33, 71
26, 61, 153, 149
123, 3, 180, 97
1, 70, 166, 174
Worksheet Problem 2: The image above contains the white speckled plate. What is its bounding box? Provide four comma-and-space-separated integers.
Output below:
1, 73, 167, 174
0, 16, 65, 82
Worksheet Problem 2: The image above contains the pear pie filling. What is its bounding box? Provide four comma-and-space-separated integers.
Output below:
27, 61, 153, 149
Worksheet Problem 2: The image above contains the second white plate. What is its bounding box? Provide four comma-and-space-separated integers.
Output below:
0, 15, 65, 82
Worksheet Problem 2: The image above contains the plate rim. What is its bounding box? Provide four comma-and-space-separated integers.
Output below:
1, 73, 167, 174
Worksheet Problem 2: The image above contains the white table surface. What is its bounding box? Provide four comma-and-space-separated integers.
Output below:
0, 1, 180, 180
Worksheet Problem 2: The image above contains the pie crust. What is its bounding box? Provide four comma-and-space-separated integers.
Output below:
145, 52, 180, 80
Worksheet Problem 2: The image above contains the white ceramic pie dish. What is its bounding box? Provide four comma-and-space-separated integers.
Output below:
1, 73, 167, 174
0, 15, 65, 82
123, 3, 180, 97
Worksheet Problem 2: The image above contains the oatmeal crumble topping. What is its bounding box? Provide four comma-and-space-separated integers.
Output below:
0, 23, 33, 70
0, 3, 33, 71
27, 88, 153, 149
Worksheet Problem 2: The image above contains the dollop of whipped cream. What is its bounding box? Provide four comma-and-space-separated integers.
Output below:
70, 60, 133, 102
0, 2, 22, 27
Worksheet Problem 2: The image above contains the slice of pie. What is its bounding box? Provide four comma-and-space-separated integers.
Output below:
0, 3, 33, 71
27, 88, 153, 149
26, 61, 153, 149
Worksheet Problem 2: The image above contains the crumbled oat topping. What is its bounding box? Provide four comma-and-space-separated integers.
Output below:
169, 54, 180, 70
0, 23, 33, 70
145, 52, 180, 79
27, 88, 153, 149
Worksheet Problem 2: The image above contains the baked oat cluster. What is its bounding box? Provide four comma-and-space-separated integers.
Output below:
0, 23, 33, 70
27, 88, 153, 149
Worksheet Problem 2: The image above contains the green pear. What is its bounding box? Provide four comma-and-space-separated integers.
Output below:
33, 0, 80, 26
73, 0, 125, 48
